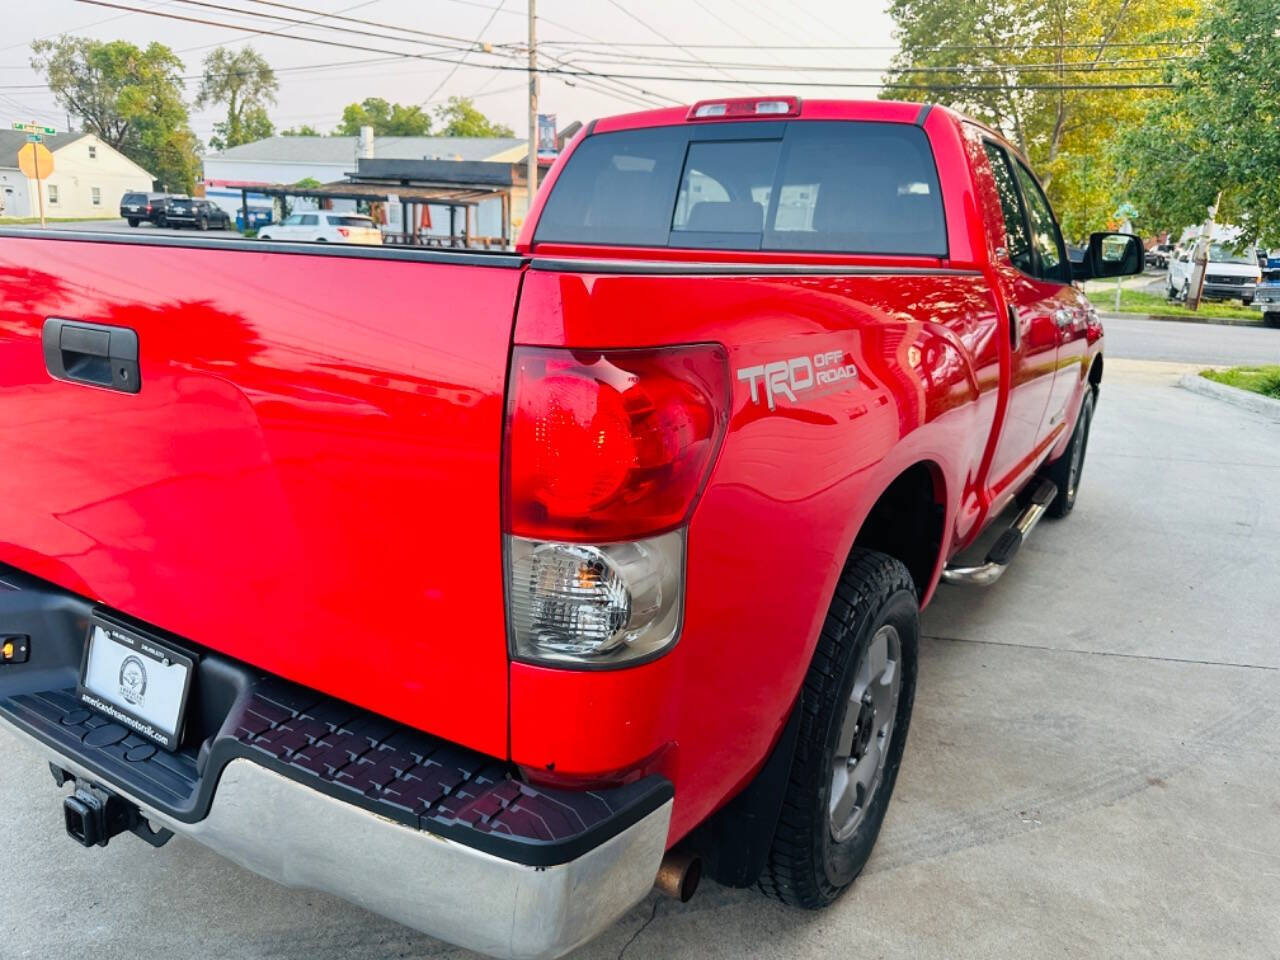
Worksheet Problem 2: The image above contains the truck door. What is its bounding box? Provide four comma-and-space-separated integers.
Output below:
1010, 157, 1090, 440
980, 140, 1061, 493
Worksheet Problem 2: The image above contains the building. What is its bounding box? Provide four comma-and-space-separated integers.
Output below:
0, 131, 153, 219
203, 131, 532, 235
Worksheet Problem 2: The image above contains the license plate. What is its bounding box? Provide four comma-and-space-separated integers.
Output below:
77, 615, 195, 751
128, 205, 139, 211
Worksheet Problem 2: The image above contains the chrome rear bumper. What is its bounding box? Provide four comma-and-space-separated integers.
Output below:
16, 734, 671, 960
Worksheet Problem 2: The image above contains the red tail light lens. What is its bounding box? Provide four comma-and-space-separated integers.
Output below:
337, 227, 350, 237
505, 344, 729, 541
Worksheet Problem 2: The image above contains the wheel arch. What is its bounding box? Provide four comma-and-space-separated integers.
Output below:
848, 460, 947, 601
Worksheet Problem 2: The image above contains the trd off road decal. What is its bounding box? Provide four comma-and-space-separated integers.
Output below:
736, 350, 859, 410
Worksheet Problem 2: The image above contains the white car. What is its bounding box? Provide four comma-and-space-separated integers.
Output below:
1166, 240, 1261, 304
258, 212, 383, 245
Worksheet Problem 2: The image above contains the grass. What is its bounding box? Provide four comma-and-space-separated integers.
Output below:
1201, 365, 1280, 399
1093, 288, 1262, 321
0, 215, 119, 225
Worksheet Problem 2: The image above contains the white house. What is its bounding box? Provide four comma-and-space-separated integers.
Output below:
0, 130, 153, 219
202, 131, 532, 238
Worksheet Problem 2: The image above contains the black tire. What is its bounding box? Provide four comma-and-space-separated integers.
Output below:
1044, 387, 1095, 518
157, 216, 167, 228
198, 216, 208, 231
759, 549, 918, 909
1242, 297, 1253, 306
1263, 311, 1280, 329
127, 218, 139, 228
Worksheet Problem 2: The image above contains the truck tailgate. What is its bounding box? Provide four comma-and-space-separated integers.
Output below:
0, 235, 522, 757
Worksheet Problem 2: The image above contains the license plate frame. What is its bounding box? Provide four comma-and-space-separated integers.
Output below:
77, 614, 196, 752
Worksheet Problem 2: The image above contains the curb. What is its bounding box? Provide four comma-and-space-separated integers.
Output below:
1177, 373, 1280, 421
1098, 311, 1271, 329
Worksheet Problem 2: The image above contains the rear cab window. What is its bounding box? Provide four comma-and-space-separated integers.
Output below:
535, 121, 947, 256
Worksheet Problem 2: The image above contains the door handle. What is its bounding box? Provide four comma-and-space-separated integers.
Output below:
1007, 304, 1021, 351
42, 318, 140, 393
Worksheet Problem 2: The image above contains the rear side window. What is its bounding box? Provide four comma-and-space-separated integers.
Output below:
535, 121, 947, 256
329, 215, 375, 227
982, 142, 1034, 276
122, 193, 147, 204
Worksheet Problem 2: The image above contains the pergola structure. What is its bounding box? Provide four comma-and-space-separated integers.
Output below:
240, 180, 512, 248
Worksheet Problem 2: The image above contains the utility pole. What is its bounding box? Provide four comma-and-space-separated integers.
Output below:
526, 0, 538, 226
1186, 191, 1221, 312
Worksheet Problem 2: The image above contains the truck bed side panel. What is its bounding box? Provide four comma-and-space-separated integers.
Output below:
0, 237, 519, 756
509, 265, 1001, 841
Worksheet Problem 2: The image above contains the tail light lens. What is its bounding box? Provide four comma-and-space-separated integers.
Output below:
504, 344, 728, 666
505, 345, 728, 541
337, 227, 350, 237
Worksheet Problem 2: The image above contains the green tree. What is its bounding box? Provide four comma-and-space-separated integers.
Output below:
334, 97, 431, 136
280, 124, 322, 136
1117, 0, 1280, 247
881, 0, 1201, 240
197, 46, 278, 151
30, 35, 200, 191
433, 96, 514, 138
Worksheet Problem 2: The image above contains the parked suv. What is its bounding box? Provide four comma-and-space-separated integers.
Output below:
164, 198, 231, 230
257, 211, 383, 245
120, 192, 172, 227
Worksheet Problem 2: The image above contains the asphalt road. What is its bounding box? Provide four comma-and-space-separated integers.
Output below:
2, 358, 1278, 959
42, 217, 240, 238
1100, 314, 1278, 367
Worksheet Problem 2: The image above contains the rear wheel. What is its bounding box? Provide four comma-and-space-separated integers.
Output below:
759, 549, 918, 909
198, 216, 209, 231
127, 219, 139, 228
1044, 388, 1095, 518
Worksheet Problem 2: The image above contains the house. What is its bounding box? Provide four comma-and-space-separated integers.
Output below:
202, 130, 542, 239
0, 130, 154, 219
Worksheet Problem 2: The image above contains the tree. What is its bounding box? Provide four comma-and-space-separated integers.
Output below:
31, 35, 200, 191
198, 46, 278, 151
334, 97, 431, 136
280, 124, 322, 136
1117, 0, 1280, 249
881, 0, 1201, 240
433, 96, 514, 138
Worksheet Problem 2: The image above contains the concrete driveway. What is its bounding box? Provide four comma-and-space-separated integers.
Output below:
2, 359, 1278, 959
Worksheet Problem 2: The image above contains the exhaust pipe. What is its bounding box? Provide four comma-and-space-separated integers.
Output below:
654, 850, 702, 902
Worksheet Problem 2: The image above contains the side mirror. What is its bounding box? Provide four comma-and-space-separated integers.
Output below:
1072, 232, 1144, 280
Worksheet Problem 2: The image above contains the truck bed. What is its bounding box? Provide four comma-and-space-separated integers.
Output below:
0, 230, 524, 757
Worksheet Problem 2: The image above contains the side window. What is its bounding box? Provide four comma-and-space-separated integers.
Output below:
1014, 161, 1069, 283
299, 214, 319, 226
283, 214, 305, 226
982, 142, 1033, 275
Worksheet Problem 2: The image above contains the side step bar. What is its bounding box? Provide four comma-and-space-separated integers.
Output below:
942, 479, 1058, 587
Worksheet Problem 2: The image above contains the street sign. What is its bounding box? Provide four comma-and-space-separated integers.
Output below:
26, 134, 41, 143
11, 121, 55, 135
17, 142, 54, 180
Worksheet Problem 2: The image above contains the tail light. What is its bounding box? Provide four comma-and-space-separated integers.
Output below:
504, 344, 728, 666
337, 227, 350, 237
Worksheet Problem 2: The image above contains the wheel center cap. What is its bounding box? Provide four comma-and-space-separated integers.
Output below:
853, 698, 876, 758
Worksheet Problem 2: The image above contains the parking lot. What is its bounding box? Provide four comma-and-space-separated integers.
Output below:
2, 324, 1277, 958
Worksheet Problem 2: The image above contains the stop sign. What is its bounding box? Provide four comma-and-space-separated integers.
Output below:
17, 142, 53, 180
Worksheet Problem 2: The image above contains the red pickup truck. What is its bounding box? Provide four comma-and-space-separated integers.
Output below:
0, 98, 1141, 958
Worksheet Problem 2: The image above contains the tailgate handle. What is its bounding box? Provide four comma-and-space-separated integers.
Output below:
42, 319, 141, 394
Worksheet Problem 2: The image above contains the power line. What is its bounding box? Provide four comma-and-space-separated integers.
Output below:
167, 0, 491, 54
558, 52, 1189, 74
237, 0, 514, 51
538, 39, 1192, 51
68, 1, 1178, 93
419, 0, 508, 106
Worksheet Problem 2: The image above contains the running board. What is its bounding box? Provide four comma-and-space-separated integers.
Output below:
941, 479, 1058, 587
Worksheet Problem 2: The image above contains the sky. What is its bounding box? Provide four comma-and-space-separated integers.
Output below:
1, 0, 901, 145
